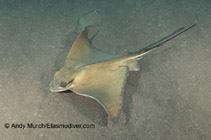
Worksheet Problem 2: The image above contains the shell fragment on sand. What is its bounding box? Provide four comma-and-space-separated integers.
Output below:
77, 11, 101, 33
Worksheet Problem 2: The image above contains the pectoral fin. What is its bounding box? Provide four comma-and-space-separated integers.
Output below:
71, 66, 129, 123
65, 27, 119, 67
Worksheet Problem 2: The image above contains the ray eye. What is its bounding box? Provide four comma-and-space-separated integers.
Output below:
60, 81, 67, 87
60, 79, 74, 88
67, 79, 74, 85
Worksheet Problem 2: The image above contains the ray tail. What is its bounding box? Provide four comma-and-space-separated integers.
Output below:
135, 24, 196, 58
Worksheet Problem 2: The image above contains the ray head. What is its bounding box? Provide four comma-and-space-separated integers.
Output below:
49, 67, 77, 92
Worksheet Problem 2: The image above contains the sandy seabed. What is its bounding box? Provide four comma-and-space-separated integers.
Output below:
0, 0, 211, 139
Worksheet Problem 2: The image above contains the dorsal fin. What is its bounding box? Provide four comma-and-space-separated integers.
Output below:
64, 27, 119, 67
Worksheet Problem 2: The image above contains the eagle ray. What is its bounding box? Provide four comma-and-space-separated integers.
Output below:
50, 24, 196, 124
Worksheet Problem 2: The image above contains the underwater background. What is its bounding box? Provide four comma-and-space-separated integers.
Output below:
0, 0, 211, 139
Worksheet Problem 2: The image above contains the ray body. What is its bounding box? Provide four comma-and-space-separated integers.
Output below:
50, 25, 196, 123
